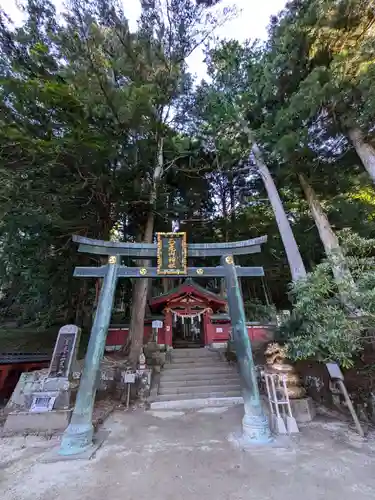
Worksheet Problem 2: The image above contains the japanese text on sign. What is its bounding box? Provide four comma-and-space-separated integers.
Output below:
157, 232, 187, 275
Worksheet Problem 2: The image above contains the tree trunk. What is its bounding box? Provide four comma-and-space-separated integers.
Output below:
74, 280, 88, 326
299, 173, 357, 305
214, 151, 230, 295
127, 211, 155, 366
348, 128, 375, 183
240, 121, 306, 281
244, 136, 306, 283
257, 157, 306, 281
229, 180, 236, 231
127, 139, 164, 366
220, 181, 229, 241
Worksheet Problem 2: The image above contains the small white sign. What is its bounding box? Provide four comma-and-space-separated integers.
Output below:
152, 320, 163, 329
30, 395, 56, 413
59, 324, 79, 334
123, 372, 136, 384
216, 327, 223, 333
326, 363, 344, 380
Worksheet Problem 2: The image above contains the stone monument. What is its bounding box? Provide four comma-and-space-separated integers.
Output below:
4, 324, 81, 434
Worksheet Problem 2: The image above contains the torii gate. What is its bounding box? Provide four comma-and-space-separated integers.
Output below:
59, 233, 272, 457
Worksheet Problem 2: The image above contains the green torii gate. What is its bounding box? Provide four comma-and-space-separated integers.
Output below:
59, 234, 272, 457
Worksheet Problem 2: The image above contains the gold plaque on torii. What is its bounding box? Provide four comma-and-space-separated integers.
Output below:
157, 232, 187, 276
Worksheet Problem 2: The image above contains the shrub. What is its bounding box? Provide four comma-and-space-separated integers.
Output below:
278, 230, 375, 369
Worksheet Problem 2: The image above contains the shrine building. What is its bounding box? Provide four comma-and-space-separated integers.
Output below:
106, 279, 273, 351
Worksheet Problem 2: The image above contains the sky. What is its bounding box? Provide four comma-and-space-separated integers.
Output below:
0, 0, 287, 80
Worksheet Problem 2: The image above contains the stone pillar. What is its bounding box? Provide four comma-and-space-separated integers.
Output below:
59, 255, 119, 456
221, 255, 272, 445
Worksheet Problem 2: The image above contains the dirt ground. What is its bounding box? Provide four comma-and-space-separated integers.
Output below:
1, 405, 375, 500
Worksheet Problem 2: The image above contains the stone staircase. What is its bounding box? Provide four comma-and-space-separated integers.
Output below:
149, 348, 243, 410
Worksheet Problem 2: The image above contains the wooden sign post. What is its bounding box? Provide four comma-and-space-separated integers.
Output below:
326, 363, 365, 438
152, 320, 163, 344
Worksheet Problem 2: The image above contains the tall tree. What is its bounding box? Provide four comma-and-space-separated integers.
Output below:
299, 173, 357, 306
268, 0, 375, 183
123, 0, 235, 364
0, 0, 108, 326
243, 125, 307, 281
250, 0, 375, 294
194, 40, 307, 281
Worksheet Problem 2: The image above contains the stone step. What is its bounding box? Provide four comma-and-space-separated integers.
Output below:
152, 390, 242, 402
172, 347, 212, 353
171, 358, 223, 364
170, 353, 220, 360
170, 355, 222, 364
162, 365, 237, 376
159, 376, 240, 388
164, 360, 233, 370
149, 396, 243, 410
152, 346, 242, 410
170, 357, 221, 364
160, 377, 239, 387
171, 349, 219, 358
161, 367, 236, 379
165, 362, 226, 371
158, 384, 242, 396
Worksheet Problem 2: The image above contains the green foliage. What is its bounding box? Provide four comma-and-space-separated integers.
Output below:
279, 230, 375, 368
0, 0, 235, 327
244, 299, 276, 324
1, 0, 375, 346
278, 263, 361, 368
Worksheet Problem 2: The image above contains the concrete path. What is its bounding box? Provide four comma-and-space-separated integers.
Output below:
1, 406, 375, 500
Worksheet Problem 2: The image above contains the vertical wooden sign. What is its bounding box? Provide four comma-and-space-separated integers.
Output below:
157, 232, 187, 275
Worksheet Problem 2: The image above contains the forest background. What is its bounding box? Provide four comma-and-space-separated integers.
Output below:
1, 0, 375, 368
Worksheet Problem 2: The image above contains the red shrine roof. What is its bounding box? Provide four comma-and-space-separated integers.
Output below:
149, 279, 227, 311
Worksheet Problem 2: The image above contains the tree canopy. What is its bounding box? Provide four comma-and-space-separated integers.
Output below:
1, 0, 375, 366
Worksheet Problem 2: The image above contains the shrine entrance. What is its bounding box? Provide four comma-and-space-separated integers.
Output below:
148, 279, 230, 348
59, 232, 271, 456
172, 313, 203, 348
